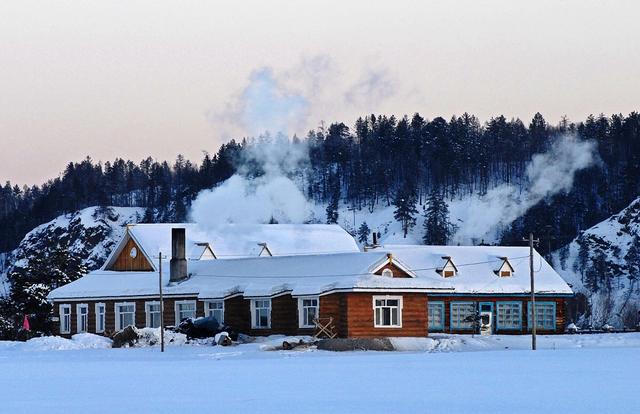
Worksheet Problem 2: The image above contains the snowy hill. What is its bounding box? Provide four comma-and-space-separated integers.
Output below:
1, 207, 143, 296
552, 197, 640, 328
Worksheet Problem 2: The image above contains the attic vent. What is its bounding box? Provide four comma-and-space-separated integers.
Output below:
381, 268, 393, 277
495, 257, 514, 277
437, 256, 458, 278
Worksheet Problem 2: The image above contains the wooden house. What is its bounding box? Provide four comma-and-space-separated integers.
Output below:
47, 225, 573, 338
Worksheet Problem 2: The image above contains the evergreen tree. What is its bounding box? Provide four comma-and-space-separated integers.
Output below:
625, 235, 640, 285
422, 190, 452, 245
357, 221, 371, 245
393, 184, 418, 238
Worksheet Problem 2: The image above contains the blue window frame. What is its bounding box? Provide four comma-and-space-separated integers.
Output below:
496, 301, 522, 330
528, 301, 556, 331
428, 301, 445, 331
450, 302, 476, 330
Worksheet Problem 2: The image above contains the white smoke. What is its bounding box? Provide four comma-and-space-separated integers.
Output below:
450, 135, 598, 244
193, 57, 400, 228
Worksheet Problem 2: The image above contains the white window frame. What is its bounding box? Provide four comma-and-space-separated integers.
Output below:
204, 300, 225, 324
59, 304, 71, 334
95, 303, 106, 333
381, 268, 394, 277
251, 298, 271, 329
76, 304, 88, 333
115, 302, 136, 331
298, 297, 319, 328
145, 301, 162, 328
372, 295, 403, 328
174, 300, 197, 324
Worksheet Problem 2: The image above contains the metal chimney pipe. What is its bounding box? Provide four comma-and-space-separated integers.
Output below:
170, 228, 187, 283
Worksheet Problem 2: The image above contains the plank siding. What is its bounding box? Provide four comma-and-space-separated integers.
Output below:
373, 262, 412, 278
107, 238, 154, 271
431, 295, 567, 334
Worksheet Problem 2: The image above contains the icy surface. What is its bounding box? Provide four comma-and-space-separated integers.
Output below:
0, 333, 637, 413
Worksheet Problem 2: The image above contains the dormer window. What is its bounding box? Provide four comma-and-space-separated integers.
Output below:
495, 257, 514, 277
437, 256, 458, 278
381, 268, 394, 277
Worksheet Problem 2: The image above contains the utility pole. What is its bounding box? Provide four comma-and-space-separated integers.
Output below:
523, 233, 540, 350
159, 252, 165, 353
347, 206, 356, 230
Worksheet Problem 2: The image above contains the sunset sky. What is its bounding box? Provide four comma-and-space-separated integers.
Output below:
1, 0, 639, 185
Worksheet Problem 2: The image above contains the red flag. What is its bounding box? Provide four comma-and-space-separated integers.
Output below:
22, 315, 30, 331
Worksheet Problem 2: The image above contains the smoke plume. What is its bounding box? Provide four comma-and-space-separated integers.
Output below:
449, 135, 597, 244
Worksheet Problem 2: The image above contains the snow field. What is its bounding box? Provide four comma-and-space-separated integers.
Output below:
0, 333, 638, 413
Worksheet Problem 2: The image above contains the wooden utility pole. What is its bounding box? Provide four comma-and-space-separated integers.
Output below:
159, 252, 165, 353
523, 233, 540, 351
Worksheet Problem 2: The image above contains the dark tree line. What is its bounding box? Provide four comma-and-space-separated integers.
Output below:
1, 112, 640, 255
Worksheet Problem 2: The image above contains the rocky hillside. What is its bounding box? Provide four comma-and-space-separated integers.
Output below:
1, 206, 143, 296
552, 197, 640, 329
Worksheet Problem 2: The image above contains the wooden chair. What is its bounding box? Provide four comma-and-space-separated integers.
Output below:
313, 317, 337, 339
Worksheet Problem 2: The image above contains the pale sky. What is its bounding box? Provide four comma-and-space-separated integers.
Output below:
1, 0, 639, 185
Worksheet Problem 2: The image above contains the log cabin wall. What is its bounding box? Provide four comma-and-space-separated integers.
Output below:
51, 296, 201, 337
319, 293, 348, 337
344, 292, 429, 338
428, 295, 567, 334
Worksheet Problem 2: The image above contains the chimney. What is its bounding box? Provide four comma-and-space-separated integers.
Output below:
372, 232, 378, 246
170, 228, 187, 283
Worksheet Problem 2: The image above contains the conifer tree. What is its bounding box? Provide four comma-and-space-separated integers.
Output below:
422, 190, 452, 245
393, 184, 418, 238
357, 222, 371, 245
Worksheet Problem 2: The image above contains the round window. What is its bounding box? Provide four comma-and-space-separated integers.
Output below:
129, 247, 138, 258
381, 268, 393, 277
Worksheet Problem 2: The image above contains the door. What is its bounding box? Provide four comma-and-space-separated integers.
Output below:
479, 302, 493, 335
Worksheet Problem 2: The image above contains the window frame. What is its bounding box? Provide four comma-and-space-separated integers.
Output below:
496, 301, 523, 331
115, 302, 136, 331
174, 300, 197, 324
297, 296, 319, 328
59, 304, 71, 334
428, 301, 445, 331
528, 301, 556, 331
95, 303, 106, 333
204, 300, 225, 324
372, 295, 403, 328
381, 268, 394, 277
145, 301, 162, 328
251, 298, 271, 329
76, 304, 88, 333
450, 301, 476, 330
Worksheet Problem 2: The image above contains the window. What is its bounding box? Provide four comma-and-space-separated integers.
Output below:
450, 302, 476, 330
496, 302, 522, 330
298, 297, 319, 328
373, 296, 402, 328
381, 268, 394, 277
115, 302, 136, 331
500, 271, 511, 277
145, 301, 162, 328
443, 270, 455, 278
251, 299, 271, 329
528, 302, 556, 331
205, 300, 224, 324
175, 300, 196, 324
428, 301, 445, 331
76, 304, 88, 333
59, 304, 71, 334
95, 303, 105, 333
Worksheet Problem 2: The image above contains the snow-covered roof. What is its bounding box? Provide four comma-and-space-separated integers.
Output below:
49, 245, 572, 301
385, 245, 573, 295
102, 222, 360, 270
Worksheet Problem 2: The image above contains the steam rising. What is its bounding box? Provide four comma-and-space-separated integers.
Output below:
449, 135, 597, 244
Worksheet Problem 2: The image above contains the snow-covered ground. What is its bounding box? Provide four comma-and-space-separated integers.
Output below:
0, 333, 638, 413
